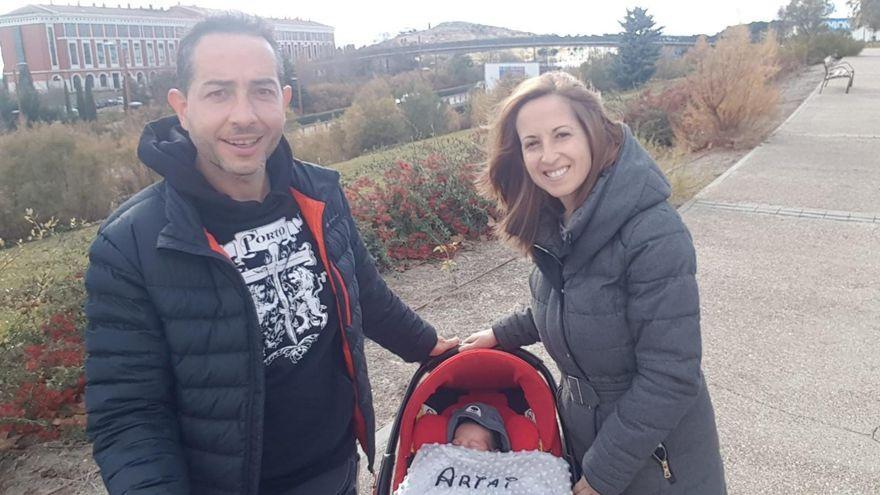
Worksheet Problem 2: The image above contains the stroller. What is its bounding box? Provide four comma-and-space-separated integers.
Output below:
374, 347, 577, 494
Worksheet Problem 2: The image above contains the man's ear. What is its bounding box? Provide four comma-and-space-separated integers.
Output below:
167, 88, 189, 129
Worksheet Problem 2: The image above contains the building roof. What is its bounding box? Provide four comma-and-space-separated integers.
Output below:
1, 3, 332, 30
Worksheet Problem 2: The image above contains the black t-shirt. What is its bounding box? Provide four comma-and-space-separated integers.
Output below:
179, 160, 354, 491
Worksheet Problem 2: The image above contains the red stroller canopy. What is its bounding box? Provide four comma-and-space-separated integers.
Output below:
391, 348, 563, 491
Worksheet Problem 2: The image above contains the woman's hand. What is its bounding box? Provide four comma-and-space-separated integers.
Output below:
573, 476, 600, 495
429, 335, 460, 356
459, 329, 498, 351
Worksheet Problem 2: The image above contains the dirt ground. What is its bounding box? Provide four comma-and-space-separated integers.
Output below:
0, 65, 823, 495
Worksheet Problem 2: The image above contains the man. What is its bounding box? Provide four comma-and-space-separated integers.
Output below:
84, 15, 457, 495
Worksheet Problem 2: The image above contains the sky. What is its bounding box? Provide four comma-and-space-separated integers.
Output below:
0, 0, 854, 70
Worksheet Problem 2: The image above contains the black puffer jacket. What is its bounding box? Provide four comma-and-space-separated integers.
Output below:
493, 126, 726, 495
84, 117, 438, 494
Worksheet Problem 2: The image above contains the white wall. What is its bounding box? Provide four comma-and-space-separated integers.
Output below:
484, 62, 540, 91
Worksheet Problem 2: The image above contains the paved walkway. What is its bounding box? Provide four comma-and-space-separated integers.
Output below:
680, 48, 880, 493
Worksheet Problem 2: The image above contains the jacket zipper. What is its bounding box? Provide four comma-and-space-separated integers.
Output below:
202, 244, 265, 495
652, 443, 676, 484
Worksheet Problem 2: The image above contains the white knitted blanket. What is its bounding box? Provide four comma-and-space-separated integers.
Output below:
394, 444, 571, 495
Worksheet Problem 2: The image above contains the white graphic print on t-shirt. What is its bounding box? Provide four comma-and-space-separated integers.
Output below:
222, 215, 329, 366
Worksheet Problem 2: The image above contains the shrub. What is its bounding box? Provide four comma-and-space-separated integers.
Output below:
345, 154, 495, 266
0, 228, 90, 443
673, 27, 781, 151
621, 84, 689, 147
0, 122, 151, 241
289, 121, 353, 166
578, 54, 619, 93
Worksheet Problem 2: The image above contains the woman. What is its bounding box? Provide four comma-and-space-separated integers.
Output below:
461, 72, 726, 495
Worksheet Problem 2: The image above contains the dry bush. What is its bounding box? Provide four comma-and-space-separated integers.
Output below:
468, 77, 522, 128
674, 27, 781, 151
0, 122, 154, 241
289, 121, 352, 165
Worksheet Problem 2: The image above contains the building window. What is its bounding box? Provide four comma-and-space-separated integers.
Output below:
78, 23, 91, 37
96, 42, 105, 66
157, 41, 166, 65
64, 23, 76, 37
168, 41, 176, 63
72, 74, 82, 89
118, 25, 129, 37
112, 72, 120, 89
146, 41, 155, 66
99, 73, 108, 88
68, 41, 79, 66
130, 25, 141, 37
47, 26, 58, 67
108, 43, 119, 66
136, 72, 144, 84
133, 42, 143, 66
85, 74, 95, 89
83, 41, 93, 66
105, 24, 116, 37
92, 24, 104, 37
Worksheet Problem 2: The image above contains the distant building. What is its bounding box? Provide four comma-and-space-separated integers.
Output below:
824, 17, 851, 31
0, 4, 335, 93
823, 17, 878, 42
484, 62, 539, 90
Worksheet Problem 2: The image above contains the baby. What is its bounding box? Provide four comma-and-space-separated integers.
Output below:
446, 402, 511, 453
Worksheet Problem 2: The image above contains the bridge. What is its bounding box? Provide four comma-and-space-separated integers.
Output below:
348, 34, 705, 61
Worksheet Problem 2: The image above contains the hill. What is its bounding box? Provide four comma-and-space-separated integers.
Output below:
373, 21, 534, 48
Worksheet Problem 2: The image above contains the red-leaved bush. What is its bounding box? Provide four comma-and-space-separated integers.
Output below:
0, 311, 86, 442
345, 154, 496, 268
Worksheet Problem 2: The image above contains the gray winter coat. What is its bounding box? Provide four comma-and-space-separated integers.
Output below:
493, 126, 726, 495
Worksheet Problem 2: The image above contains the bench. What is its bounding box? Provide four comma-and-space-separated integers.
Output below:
821, 56, 855, 94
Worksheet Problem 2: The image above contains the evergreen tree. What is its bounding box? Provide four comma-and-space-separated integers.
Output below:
15, 64, 43, 124
83, 76, 98, 121
613, 7, 663, 90
74, 76, 86, 121
62, 79, 73, 120
778, 0, 835, 37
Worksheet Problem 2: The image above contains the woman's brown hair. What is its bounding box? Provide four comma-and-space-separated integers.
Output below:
479, 71, 624, 255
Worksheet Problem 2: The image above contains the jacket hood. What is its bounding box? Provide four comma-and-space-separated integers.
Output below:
137, 115, 294, 211
536, 124, 671, 264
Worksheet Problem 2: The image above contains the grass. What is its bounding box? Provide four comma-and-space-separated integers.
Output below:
330, 128, 484, 181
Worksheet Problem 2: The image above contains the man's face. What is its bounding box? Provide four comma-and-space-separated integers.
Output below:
169, 33, 292, 184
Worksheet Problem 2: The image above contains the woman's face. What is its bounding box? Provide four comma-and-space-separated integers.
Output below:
515, 94, 593, 214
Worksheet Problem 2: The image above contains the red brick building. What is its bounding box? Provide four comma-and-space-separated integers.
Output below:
0, 4, 335, 94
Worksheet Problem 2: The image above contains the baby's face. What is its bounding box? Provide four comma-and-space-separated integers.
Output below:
451, 422, 495, 452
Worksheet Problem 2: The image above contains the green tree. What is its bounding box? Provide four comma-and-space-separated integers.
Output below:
0, 82, 17, 130
73, 76, 85, 120
579, 53, 619, 93
83, 76, 98, 121
397, 80, 447, 140
342, 79, 409, 155
778, 0, 835, 37
613, 7, 663, 90
849, 0, 880, 29
15, 64, 43, 124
